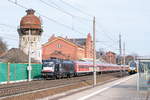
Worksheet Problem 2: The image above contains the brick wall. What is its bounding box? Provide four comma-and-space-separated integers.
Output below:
85, 33, 93, 58
42, 34, 93, 60
105, 51, 116, 64
42, 37, 85, 60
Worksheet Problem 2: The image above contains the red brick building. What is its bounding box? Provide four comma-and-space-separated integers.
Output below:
105, 51, 116, 64
42, 33, 93, 60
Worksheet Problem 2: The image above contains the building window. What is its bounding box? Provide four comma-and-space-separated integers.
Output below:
56, 44, 62, 48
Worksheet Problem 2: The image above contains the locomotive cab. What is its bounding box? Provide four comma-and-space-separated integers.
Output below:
41, 59, 75, 79
128, 61, 137, 75
41, 59, 61, 79
41, 60, 56, 79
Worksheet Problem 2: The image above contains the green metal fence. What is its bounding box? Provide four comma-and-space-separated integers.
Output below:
0, 63, 8, 83
10, 63, 28, 81
31, 64, 42, 79
0, 63, 42, 84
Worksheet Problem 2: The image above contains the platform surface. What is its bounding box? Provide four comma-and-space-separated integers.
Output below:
58, 74, 149, 100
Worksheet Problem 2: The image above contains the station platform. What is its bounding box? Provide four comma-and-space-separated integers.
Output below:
58, 74, 149, 100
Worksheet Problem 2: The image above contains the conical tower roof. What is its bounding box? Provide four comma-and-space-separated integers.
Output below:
20, 9, 42, 29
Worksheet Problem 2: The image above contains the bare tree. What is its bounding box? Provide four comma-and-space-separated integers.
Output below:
0, 37, 7, 56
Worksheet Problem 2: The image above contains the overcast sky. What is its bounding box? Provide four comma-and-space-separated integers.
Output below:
0, 0, 149, 56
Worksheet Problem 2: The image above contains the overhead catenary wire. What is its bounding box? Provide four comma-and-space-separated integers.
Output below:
8, 0, 28, 9
58, 0, 93, 17
57, 0, 120, 45
40, 0, 92, 21
7, 0, 123, 54
96, 24, 118, 43
0, 36, 18, 41
8, 0, 118, 43
40, 0, 74, 17
97, 31, 119, 47
0, 33, 18, 38
96, 41, 119, 51
0, 24, 17, 33
8, 0, 86, 36
0, 24, 17, 29
0, 24, 19, 35
39, 0, 92, 32
0, 23, 69, 41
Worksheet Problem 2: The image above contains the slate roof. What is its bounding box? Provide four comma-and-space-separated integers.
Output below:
68, 38, 86, 47
0, 48, 39, 63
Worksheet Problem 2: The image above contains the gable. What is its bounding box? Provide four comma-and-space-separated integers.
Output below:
42, 37, 84, 50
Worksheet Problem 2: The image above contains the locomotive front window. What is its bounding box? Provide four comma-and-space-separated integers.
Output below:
43, 62, 54, 67
130, 63, 136, 68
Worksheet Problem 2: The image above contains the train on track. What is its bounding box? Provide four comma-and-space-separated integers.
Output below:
41, 59, 129, 79
128, 61, 138, 75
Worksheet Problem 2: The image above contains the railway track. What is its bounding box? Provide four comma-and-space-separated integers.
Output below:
0, 72, 128, 99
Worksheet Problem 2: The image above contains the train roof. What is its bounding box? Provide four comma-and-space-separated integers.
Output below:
42, 59, 128, 67
74, 60, 124, 67
42, 59, 74, 64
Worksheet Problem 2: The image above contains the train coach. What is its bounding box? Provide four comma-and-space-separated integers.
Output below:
41, 59, 129, 79
74, 61, 128, 74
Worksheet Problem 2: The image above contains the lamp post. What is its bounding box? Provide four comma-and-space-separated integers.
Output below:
93, 16, 96, 86
27, 29, 32, 81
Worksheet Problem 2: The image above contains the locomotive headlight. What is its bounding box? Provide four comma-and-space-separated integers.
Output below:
130, 67, 136, 70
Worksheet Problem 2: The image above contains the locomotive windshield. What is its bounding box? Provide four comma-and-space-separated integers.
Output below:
130, 62, 136, 68
43, 62, 54, 67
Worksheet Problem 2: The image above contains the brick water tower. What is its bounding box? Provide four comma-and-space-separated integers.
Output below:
18, 9, 43, 62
